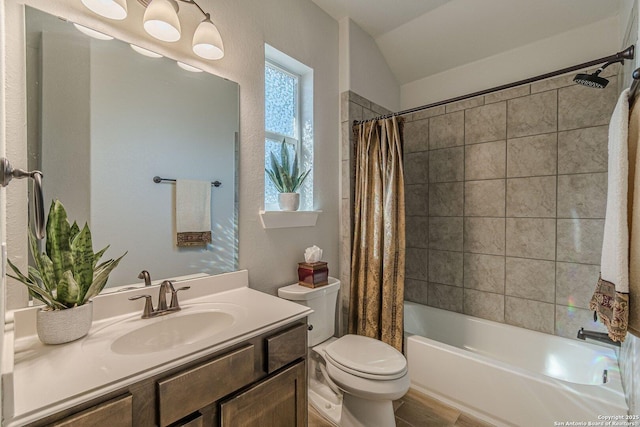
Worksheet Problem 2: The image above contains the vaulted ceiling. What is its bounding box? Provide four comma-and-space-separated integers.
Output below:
311, 0, 623, 85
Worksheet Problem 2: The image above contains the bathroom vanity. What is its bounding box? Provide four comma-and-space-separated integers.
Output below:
2, 271, 311, 426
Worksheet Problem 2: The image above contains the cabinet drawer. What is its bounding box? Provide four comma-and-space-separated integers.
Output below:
157, 345, 254, 427
52, 393, 132, 427
265, 323, 307, 373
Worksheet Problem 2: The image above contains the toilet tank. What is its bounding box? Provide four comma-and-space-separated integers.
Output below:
278, 277, 340, 346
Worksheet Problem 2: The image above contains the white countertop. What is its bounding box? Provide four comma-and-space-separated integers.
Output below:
2, 270, 311, 426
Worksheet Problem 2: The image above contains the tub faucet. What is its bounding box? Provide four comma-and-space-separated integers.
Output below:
576, 328, 621, 347
138, 270, 151, 287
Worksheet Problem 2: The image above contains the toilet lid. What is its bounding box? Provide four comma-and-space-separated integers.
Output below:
324, 335, 407, 379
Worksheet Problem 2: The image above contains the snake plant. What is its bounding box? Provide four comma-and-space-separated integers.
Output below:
8, 200, 126, 310
265, 139, 311, 193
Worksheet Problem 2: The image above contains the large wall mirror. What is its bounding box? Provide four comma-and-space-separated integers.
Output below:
23, 6, 239, 291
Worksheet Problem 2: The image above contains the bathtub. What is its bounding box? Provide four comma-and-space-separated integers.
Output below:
404, 301, 628, 427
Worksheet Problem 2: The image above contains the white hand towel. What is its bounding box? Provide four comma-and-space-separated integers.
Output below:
590, 88, 630, 342
176, 179, 212, 247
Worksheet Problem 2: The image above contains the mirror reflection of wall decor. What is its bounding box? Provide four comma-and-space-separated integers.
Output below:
25, 6, 239, 290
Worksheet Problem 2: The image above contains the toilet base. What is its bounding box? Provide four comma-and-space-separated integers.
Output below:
341, 394, 396, 427
309, 387, 341, 426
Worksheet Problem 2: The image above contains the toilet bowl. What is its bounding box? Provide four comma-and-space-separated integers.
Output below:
278, 279, 410, 427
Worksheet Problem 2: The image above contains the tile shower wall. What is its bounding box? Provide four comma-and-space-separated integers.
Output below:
404, 69, 620, 339
339, 91, 391, 336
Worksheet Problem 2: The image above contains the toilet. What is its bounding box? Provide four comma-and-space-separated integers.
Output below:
278, 277, 410, 427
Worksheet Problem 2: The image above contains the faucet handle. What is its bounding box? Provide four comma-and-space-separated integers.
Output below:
169, 286, 191, 310
129, 294, 154, 318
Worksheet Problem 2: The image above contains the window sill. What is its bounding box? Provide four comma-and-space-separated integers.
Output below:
259, 210, 322, 229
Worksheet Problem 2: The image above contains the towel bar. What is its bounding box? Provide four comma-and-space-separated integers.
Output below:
153, 176, 221, 188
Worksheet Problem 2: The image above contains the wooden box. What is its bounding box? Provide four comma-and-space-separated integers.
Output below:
297, 262, 328, 288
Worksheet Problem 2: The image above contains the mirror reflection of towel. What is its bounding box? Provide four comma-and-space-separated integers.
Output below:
176, 180, 212, 247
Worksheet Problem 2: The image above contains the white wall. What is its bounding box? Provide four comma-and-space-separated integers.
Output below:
2, 0, 340, 307
401, 16, 621, 109
340, 18, 400, 112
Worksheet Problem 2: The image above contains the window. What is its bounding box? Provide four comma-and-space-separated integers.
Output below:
264, 45, 313, 211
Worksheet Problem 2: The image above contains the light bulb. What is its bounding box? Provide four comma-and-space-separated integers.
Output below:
192, 15, 224, 60
143, 0, 181, 42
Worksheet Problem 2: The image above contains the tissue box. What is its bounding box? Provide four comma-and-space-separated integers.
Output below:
298, 262, 328, 288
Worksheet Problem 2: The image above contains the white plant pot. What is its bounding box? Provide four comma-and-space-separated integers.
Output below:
36, 302, 93, 345
278, 192, 300, 211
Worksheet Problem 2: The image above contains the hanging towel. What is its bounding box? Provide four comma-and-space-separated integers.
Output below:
590, 88, 630, 342
176, 179, 212, 247
628, 100, 640, 337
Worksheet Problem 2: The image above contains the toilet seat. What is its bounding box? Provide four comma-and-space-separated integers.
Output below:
324, 335, 407, 380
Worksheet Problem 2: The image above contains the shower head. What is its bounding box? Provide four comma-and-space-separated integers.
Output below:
573, 69, 610, 89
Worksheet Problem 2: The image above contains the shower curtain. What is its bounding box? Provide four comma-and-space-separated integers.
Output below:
349, 116, 405, 352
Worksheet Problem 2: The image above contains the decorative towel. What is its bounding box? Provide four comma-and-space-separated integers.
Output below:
628, 100, 640, 337
176, 179, 212, 247
590, 89, 630, 342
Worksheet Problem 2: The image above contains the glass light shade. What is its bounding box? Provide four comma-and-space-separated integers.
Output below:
143, 0, 181, 42
73, 23, 114, 40
130, 44, 163, 58
177, 61, 203, 73
192, 16, 224, 60
81, 0, 127, 20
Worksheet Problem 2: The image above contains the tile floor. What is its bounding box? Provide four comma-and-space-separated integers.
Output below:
308, 388, 495, 427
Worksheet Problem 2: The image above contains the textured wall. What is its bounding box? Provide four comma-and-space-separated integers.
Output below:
403, 66, 620, 340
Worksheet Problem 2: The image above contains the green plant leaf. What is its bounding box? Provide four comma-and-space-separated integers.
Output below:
82, 252, 127, 303
71, 224, 95, 293
93, 245, 110, 268
56, 270, 80, 307
69, 221, 80, 243
45, 200, 73, 284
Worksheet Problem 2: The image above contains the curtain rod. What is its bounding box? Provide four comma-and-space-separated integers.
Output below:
353, 45, 635, 126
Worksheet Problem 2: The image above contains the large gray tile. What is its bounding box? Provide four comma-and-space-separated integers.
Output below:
429, 111, 464, 150
404, 279, 429, 305
557, 219, 604, 264
530, 71, 583, 93
428, 283, 463, 313
362, 107, 378, 121
556, 262, 601, 310
370, 100, 391, 116
505, 297, 555, 334
341, 121, 351, 161
341, 160, 351, 199
429, 250, 463, 287
405, 184, 429, 217
446, 96, 483, 113
464, 253, 505, 293
485, 85, 530, 104
505, 257, 555, 303
404, 119, 429, 153
557, 173, 607, 219
506, 176, 556, 218
506, 133, 557, 177
558, 77, 618, 131
465, 101, 507, 145
348, 91, 371, 109
406, 247, 429, 280
465, 180, 505, 217
409, 105, 446, 121
463, 289, 504, 322
507, 91, 557, 138
464, 217, 505, 255
506, 218, 556, 260
429, 217, 464, 252
429, 147, 464, 183
555, 304, 607, 340
406, 216, 429, 248
465, 141, 506, 180
558, 126, 608, 174
347, 101, 364, 123
429, 182, 463, 216
405, 151, 429, 184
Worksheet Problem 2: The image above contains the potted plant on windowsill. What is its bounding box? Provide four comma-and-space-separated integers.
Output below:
265, 139, 311, 211
7, 200, 126, 345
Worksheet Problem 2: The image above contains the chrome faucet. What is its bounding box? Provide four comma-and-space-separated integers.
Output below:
138, 270, 152, 287
129, 280, 191, 319
576, 328, 621, 347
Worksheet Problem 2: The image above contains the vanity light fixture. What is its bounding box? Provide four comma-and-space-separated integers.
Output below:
177, 61, 203, 72
81, 0, 128, 20
73, 23, 114, 40
140, 0, 224, 60
130, 44, 164, 58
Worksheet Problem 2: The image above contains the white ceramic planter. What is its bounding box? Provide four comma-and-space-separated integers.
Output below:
278, 192, 300, 211
36, 302, 93, 345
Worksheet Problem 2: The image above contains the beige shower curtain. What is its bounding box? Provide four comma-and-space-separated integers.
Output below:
349, 116, 405, 352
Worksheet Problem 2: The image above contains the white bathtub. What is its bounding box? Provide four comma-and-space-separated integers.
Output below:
404, 301, 628, 427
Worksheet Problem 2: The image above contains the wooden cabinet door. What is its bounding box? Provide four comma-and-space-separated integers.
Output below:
51, 394, 132, 427
220, 361, 307, 427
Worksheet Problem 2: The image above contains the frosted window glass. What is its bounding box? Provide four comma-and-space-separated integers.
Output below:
265, 64, 297, 138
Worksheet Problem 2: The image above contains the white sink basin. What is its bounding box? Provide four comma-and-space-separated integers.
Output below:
111, 311, 234, 355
